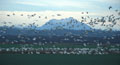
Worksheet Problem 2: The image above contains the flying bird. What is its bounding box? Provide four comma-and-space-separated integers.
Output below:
81, 12, 84, 14
118, 12, 120, 15
52, 15, 55, 17
21, 14, 23, 16
57, 14, 61, 16
115, 10, 118, 12
45, 16, 47, 19
109, 6, 112, 10
7, 14, 10, 16
13, 13, 15, 15
86, 12, 88, 14
39, 16, 41, 18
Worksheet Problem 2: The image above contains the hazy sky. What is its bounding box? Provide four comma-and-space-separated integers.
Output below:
0, 0, 120, 12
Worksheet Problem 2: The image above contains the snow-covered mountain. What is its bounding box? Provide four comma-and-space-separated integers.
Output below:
39, 17, 92, 30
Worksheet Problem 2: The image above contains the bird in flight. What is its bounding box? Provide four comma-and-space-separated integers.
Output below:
7, 14, 10, 16
57, 14, 61, 16
86, 12, 88, 14
81, 12, 84, 14
109, 6, 112, 10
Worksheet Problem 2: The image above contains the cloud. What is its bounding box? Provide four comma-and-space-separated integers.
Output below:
16, 2, 47, 6
94, 0, 120, 4
15, 0, 100, 9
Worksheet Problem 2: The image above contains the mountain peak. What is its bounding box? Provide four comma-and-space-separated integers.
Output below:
40, 17, 92, 30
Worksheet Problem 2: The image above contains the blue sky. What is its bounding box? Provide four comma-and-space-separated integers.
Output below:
0, 0, 120, 12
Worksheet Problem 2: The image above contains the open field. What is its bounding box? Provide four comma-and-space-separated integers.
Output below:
0, 54, 120, 65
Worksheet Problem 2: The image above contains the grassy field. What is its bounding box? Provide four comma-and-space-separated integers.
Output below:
0, 54, 120, 65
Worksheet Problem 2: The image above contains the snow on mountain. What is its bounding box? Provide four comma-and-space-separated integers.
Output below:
39, 17, 92, 30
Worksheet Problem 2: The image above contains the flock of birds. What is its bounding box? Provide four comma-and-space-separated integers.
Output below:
0, 44, 120, 55
0, 6, 120, 43
6, 13, 61, 19
0, 6, 120, 35
1, 6, 120, 31
0, 6, 120, 54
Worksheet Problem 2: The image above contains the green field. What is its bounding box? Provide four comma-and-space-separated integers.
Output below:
0, 54, 120, 65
